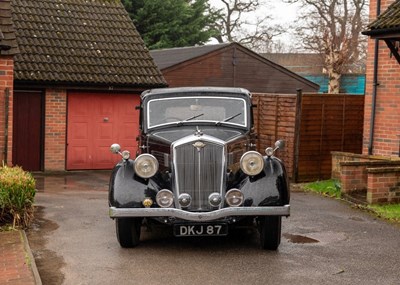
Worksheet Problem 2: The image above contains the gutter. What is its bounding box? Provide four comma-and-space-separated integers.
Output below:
362, 26, 400, 37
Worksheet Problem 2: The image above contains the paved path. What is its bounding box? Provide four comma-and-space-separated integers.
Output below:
0, 230, 39, 285
26, 171, 400, 285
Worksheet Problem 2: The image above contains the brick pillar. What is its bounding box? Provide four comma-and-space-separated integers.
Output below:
363, 0, 400, 157
0, 56, 14, 165
367, 167, 400, 203
44, 89, 67, 171
340, 163, 368, 193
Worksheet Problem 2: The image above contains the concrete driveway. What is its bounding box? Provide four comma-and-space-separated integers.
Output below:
28, 171, 400, 285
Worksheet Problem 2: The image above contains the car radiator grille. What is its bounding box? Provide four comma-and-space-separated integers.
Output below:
174, 141, 225, 211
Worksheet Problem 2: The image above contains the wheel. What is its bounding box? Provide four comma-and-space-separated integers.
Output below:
259, 216, 282, 250
115, 218, 142, 248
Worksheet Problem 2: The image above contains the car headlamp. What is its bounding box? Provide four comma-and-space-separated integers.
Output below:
156, 189, 174, 208
225, 189, 244, 207
240, 151, 264, 176
265, 147, 274, 157
121, 150, 130, 160
134, 154, 159, 178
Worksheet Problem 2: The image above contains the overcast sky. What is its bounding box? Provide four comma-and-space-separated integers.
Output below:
208, 0, 300, 25
269, 1, 301, 43
208, 0, 301, 45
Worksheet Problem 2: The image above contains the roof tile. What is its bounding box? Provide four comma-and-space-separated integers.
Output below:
0, 0, 19, 55
367, 0, 400, 30
11, 0, 166, 87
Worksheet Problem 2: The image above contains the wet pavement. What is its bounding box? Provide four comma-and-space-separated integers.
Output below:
34, 171, 111, 193
27, 171, 400, 285
27, 171, 111, 284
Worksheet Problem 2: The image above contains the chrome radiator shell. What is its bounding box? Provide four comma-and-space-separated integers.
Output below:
172, 135, 226, 211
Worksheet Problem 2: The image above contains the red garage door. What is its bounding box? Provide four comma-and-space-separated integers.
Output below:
67, 92, 140, 170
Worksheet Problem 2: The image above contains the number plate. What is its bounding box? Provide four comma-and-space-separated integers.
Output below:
173, 223, 228, 237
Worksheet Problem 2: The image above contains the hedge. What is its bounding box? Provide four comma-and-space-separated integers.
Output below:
0, 165, 36, 229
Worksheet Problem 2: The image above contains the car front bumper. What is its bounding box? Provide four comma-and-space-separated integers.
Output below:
109, 205, 290, 222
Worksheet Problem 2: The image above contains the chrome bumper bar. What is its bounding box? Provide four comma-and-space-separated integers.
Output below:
109, 205, 290, 222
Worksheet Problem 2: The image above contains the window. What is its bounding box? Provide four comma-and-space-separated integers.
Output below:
147, 96, 247, 129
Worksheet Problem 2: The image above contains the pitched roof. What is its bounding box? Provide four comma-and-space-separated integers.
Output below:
150, 42, 320, 90
0, 0, 19, 55
11, 0, 166, 87
150, 43, 230, 70
363, 0, 400, 36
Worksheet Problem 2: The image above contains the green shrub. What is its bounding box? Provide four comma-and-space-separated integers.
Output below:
0, 165, 36, 229
303, 179, 341, 199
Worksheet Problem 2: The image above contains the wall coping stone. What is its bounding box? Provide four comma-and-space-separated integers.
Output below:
332, 151, 400, 161
367, 167, 400, 174
340, 160, 400, 167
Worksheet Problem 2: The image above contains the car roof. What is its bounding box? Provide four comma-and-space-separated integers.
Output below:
141, 86, 251, 100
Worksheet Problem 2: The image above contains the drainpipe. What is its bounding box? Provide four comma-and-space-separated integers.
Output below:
232, 45, 237, 87
368, 0, 381, 155
3, 87, 10, 164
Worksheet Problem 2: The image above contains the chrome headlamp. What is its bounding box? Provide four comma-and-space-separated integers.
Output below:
225, 189, 244, 207
134, 154, 159, 178
156, 189, 174, 208
121, 150, 130, 160
265, 147, 274, 157
240, 151, 264, 176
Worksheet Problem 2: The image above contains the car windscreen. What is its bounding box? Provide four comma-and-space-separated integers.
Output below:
147, 96, 248, 129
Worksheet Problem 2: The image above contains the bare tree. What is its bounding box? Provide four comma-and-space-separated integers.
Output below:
208, 0, 284, 52
285, 0, 368, 93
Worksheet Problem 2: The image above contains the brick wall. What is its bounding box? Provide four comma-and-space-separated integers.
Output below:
340, 163, 368, 193
331, 151, 394, 180
0, 56, 13, 165
44, 89, 67, 171
364, 0, 400, 157
332, 152, 400, 203
367, 167, 400, 203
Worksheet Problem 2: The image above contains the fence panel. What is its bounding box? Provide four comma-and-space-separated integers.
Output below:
297, 94, 364, 182
252, 93, 298, 178
252, 93, 364, 182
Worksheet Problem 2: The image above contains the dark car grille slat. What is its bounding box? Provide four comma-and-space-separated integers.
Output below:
174, 142, 224, 211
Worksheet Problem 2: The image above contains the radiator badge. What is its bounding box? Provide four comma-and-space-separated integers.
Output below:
193, 141, 206, 151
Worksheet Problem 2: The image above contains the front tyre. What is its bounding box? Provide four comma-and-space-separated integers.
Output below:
259, 216, 282, 250
115, 218, 142, 248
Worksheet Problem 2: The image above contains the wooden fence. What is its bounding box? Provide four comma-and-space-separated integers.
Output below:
252, 93, 298, 180
252, 92, 364, 182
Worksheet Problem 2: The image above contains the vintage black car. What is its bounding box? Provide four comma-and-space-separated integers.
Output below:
109, 87, 290, 250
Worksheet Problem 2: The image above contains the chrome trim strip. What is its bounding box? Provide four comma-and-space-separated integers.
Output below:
147, 96, 248, 129
173, 133, 226, 147
109, 205, 290, 222
196, 148, 201, 209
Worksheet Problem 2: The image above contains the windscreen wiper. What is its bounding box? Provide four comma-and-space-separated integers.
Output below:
177, 113, 204, 126
215, 112, 241, 126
